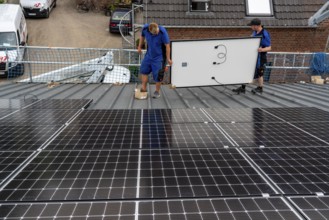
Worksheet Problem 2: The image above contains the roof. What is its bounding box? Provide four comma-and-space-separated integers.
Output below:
1, 82, 329, 111
0, 4, 21, 32
144, 0, 327, 27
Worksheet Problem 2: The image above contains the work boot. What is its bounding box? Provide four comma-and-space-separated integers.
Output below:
232, 86, 246, 94
251, 86, 263, 94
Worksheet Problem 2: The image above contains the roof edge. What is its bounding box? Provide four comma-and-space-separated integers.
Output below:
135, 24, 318, 29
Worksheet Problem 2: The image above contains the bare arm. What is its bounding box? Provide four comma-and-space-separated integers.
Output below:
138, 36, 145, 54
165, 44, 172, 65
258, 46, 271, 53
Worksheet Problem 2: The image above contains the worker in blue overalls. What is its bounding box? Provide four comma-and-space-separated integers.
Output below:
138, 22, 172, 98
232, 18, 272, 94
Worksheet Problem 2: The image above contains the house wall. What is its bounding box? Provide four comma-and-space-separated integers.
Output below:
167, 25, 329, 52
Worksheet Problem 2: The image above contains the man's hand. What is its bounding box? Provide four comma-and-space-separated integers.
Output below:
137, 46, 142, 54
258, 48, 263, 52
167, 59, 173, 66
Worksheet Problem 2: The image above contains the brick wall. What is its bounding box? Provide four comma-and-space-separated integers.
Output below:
167, 26, 329, 52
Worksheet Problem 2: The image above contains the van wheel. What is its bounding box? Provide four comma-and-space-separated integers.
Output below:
8, 64, 24, 78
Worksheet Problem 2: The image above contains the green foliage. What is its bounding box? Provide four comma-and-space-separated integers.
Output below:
128, 65, 140, 82
129, 65, 139, 75
107, 0, 123, 11
108, 4, 116, 11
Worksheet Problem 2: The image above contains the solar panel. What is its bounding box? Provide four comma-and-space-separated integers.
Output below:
0, 151, 33, 185
142, 123, 233, 148
243, 147, 329, 195
289, 196, 329, 220
143, 109, 211, 124
72, 109, 211, 125
292, 122, 329, 143
262, 107, 329, 122
0, 125, 62, 151
0, 197, 302, 219
0, 109, 82, 125
0, 201, 136, 219
218, 122, 327, 147
138, 149, 275, 198
46, 124, 141, 150
72, 109, 142, 125
0, 99, 36, 109
138, 197, 302, 220
25, 99, 92, 109
203, 108, 282, 123
0, 150, 139, 201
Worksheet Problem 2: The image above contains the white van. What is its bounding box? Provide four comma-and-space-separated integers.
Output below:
20, 0, 56, 18
0, 4, 28, 78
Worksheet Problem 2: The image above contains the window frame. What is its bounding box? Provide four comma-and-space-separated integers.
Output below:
190, 0, 211, 12
246, 0, 274, 17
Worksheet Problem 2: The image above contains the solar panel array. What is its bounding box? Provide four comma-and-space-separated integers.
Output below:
0, 102, 328, 219
0, 99, 92, 210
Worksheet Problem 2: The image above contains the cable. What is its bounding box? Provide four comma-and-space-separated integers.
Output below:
213, 44, 227, 65
24, 93, 38, 101
212, 45, 239, 96
211, 76, 234, 96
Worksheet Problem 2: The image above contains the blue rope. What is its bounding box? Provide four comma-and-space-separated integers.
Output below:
310, 52, 329, 75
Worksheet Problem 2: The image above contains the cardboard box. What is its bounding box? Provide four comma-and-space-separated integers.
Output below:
135, 88, 148, 100
311, 75, 321, 82
47, 81, 60, 88
314, 78, 325, 85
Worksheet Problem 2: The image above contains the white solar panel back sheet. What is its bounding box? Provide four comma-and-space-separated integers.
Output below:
171, 37, 261, 87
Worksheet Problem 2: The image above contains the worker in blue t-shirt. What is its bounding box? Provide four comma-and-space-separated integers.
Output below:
232, 18, 272, 94
137, 23, 172, 99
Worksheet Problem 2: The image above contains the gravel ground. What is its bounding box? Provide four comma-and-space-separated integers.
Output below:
7, 0, 122, 48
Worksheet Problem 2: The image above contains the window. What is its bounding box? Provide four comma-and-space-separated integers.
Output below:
0, 32, 17, 47
246, 0, 273, 16
112, 11, 131, 21
190, 0, 210, 12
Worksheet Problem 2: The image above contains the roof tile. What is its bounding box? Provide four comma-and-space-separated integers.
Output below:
143, 0, 327, 27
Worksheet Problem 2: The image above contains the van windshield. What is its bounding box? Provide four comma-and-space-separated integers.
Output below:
112, 11, 131, 21
0, 32, 17, 50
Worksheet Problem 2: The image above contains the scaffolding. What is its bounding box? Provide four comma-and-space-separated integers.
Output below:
265, 52, 329, 83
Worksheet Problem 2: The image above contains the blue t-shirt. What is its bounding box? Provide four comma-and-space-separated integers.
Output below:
252, 28, 271, 49
252, 28, 271, 67
142, 24, 170, 62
